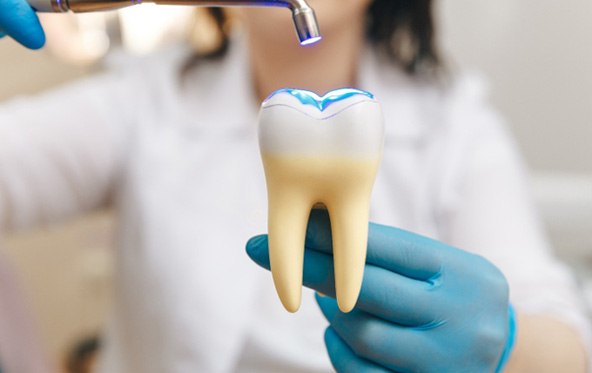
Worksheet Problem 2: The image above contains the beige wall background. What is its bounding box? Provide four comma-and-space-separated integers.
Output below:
0, 1, 591, 370
440, 0, 592, 173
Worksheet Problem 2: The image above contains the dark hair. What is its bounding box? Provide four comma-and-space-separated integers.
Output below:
183, 0, 440, 76
367, 0, 439, 74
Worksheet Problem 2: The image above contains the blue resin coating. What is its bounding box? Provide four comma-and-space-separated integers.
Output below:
265, 88, 374, 112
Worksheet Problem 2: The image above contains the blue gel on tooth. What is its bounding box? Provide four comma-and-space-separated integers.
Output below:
265, 88, 374, 111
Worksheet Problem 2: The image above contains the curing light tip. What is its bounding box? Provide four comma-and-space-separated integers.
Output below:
300, 36, 322, 46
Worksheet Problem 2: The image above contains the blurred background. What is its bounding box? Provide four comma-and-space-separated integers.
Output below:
0, 0, 591, 371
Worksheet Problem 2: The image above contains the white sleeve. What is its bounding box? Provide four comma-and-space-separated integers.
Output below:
0, 68, 139, 232
0, 64, 145, 372
0, 250, 55, 373
436, 75, 592, 358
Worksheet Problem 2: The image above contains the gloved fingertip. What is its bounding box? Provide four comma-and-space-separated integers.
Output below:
27, 31, 46, 50
21, 22, 46, 50
324, 326, 338, 345
246, 234, 267, 249
245, 234, 270, 268
4, 28, 45, 50
1, 0, 46, 50
22, 35, 45, 50
315, 292, 339, 321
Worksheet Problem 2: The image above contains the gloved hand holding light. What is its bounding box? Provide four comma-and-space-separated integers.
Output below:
13, 0, 321, 47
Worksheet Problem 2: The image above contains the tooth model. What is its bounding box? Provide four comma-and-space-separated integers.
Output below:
258, 88, 384, 313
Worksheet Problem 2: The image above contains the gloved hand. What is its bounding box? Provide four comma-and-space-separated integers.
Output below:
247, 209, 517, 373
0, 0, 45, 49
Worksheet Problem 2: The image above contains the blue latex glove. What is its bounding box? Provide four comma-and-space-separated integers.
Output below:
0, 0, 45, 49
247, 209, 517, 373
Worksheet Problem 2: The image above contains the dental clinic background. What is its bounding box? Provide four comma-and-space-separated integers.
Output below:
0, 0, 591, 371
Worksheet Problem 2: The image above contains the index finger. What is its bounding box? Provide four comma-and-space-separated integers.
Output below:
305, 209, 444, 280
0, 0, 45, 49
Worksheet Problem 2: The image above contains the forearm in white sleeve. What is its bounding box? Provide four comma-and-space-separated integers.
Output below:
0, 249, 56, 373
0, 68, 138, 232
0, 67, 140, 372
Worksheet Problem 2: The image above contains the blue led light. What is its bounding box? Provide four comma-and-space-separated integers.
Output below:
265, 88, 374, 111
300, 36, 322, 46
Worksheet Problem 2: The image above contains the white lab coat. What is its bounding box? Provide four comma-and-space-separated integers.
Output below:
1, 39, 590, 372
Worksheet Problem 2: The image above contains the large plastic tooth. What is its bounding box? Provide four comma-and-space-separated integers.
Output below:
258, 88, 384, 312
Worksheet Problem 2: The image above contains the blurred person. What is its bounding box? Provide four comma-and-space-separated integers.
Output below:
0, 0, 590, 372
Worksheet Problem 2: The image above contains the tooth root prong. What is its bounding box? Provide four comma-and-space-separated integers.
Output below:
327, 195, 371, 313
267, 189, 313, 313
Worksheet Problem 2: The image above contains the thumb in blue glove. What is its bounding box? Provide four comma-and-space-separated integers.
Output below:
0, 0, 45, 49
247, 209, 517, 373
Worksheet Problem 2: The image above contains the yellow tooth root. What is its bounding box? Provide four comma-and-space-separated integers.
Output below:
267, 187, 311, 313
327, 199, 371, 312
263, 154, 380, 313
